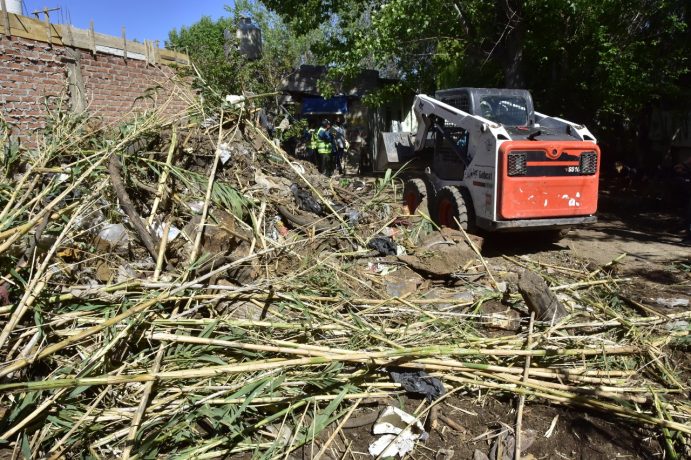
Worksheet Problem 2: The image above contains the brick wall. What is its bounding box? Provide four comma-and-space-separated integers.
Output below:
0, 36, 192, 146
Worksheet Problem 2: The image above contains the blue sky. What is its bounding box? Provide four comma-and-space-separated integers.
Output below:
20, 1, 233, 44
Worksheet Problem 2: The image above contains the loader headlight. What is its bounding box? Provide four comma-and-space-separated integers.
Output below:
507, 152, 528, 176
579, 151, 598, 175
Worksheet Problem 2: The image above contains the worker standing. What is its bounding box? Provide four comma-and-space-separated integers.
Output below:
306, 125, 318, 164
333, 117, 347, 176
316, 119, 336, 176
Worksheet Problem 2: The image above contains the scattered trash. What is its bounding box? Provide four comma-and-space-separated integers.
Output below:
217, 143, 233, 164
665, 320, 689, 331
274, 218, 289, 238
95, 223, 129, 253
368, 406, 429, 458
487, 428, 536, 460
345, 208, 361, 226
254, 170, 284, 191
187, 201, 205, 214
290, 183, 323, 215
151, 223, 181, 242
654, 298, 689, 309
351, 179, 366, 191
290, 162, 306, 175
225, 94, 246, 107
389, 368, 445, 401
368, 236, 398, 256
367, 262, 397, 276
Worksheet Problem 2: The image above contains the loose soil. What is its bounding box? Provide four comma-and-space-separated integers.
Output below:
301, 197, 691, 460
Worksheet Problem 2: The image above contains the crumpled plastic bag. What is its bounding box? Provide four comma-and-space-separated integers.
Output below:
389, 369, 445, 402
290, 183, 323, 215
368, 236, 397, 256
368, 406, 428, 458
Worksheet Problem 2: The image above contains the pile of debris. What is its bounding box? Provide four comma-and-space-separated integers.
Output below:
0, 99, 689, 459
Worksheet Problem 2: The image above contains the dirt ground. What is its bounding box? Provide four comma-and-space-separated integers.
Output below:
305, 194, 691, 460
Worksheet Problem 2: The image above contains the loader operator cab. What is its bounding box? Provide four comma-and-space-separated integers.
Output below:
432, 88, 535, 180
436, 88, 535, 128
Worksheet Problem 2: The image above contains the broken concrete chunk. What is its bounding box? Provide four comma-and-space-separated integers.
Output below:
398, 242, 476, 277
383, 267, 424, 297
479, 300, 522, 331
517, 270, 568, 323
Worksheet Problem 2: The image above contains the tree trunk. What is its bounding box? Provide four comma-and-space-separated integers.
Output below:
502, 0, 525, 89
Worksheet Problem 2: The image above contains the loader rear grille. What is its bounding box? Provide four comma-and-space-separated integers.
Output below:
579, 151, 598, 175
507, 152, 528, 176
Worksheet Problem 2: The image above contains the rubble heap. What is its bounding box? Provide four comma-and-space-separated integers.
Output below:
0, 101, 689, 458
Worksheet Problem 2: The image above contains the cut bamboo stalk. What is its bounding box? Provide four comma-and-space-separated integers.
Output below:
147, 127, 177, 226
187, 108, 228, 271
251, 123, 363, 246
0, 342, 643, 393
0, 244, 284, 378
153, 221, 171, 281
121, 344, 165, 460
0, 184, 103, 350
515, 312, 535, 460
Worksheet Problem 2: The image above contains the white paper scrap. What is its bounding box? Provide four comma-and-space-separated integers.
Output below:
368, 406, 428, 457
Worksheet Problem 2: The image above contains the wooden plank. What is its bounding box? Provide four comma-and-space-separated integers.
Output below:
64, 21, 74, 46
121, 26, 127, 60
7, 13, 65, 44
43, 8, 51, 46
2, 11, 188, 65
0, 0, 10, 37
89, 20, 95, 54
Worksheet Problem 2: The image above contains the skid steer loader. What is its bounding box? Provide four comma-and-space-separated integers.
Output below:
375, 88, 600, 239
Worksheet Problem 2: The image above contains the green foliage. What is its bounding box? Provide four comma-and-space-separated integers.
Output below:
280, 117, 307, 141
167, 16, 238, 104
265, 0, 690, 158
0, 117, 20, 175
167, 1, 322, 107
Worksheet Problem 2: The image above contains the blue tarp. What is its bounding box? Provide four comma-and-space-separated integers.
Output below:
301, 96, 348, 115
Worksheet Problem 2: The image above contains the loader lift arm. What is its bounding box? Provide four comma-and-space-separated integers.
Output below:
411, 94, 512, 157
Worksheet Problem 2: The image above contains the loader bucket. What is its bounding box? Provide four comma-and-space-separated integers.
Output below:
374, 132, 415, 173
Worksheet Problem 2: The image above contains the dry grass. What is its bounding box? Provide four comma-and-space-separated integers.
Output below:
0, 93, 689, 458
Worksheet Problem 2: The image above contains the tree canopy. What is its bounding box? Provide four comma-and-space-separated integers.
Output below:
166, 1, 321, 105
264, 0, 690, 161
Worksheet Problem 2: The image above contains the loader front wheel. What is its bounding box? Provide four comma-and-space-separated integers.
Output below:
436, 186, 473, 230
403, 178, 430, 216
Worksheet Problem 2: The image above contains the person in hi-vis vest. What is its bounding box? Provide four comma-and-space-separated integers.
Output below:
316, 119, 336, 176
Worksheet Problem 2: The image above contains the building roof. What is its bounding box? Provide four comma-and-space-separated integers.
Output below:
281, 65, 384, 98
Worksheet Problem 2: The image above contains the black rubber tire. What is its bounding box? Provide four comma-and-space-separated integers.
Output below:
436, 186, 473, 230
403, 178, 430, 216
